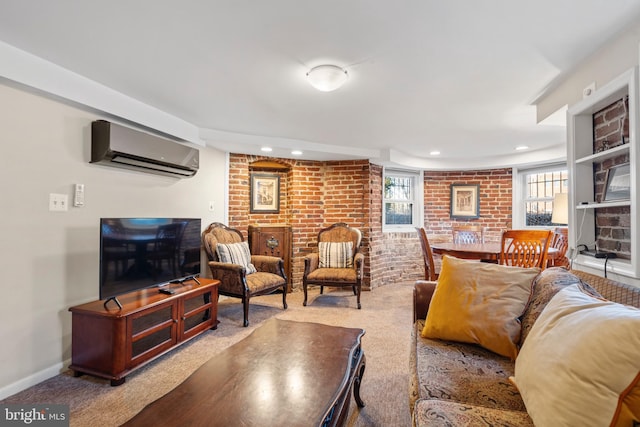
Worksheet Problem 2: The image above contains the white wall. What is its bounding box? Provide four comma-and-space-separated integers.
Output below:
535, 21, 640, 121
0, 83, 227, 399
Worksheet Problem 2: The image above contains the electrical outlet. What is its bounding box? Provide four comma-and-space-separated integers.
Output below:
49, 193, 68, 212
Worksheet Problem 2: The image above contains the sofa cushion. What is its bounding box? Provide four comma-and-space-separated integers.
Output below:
421, 256, 539, 359
318, 241, 353, 268
413, 320, 526, 412
216, 242, 257, 274
518, 267, 601, 346
413, 399, 533, 427
306, 267, 356, 283
245, 271, 285, 293
514, 284, 640, 427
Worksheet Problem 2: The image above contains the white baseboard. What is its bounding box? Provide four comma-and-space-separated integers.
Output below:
0, 359, 70, 401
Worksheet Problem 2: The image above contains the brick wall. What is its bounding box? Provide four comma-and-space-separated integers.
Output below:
593, 96, 631, 259
419, 168, 513, 274
290, 160, 371, 289
423, 169, 513, 242
227, 153, 513, 289
368, 164, 426, 287
228, 154, 371, 289
228, 155, 297, 229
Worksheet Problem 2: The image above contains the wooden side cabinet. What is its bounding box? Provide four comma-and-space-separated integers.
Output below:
248, 224, 292, 291
69, 279, 219, 386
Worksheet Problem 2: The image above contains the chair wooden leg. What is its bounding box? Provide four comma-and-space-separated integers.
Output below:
320, 286, 324, 295
303, 282, 308, 307
356, 284, 361, 309
282, 284, 288, 309
242, 296, 249, 327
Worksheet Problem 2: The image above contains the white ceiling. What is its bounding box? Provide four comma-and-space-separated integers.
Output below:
2, 1, 640, 169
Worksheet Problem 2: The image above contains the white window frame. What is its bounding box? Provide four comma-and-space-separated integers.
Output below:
513, 163, 568, 229
382, 167, 424, 232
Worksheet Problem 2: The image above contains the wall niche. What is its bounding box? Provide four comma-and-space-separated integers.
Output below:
593, 96, 631, 259
228, 154, 372, 290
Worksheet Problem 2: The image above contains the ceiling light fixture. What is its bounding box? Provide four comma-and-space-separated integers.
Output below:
430, 150, 441, 156
291, 150, 303, 156
515, 145, 529, 151
261, 147, 273, 152
306, 65, 348, 92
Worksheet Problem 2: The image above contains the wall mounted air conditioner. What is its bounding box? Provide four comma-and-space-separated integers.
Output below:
91, 120, 199, 178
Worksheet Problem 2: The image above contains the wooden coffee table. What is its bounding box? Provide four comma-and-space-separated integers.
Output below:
123, 318, 366, 427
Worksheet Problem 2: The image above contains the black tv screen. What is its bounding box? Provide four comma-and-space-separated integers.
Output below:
99, 218, 202, 300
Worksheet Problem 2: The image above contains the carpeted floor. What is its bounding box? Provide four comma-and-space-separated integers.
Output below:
1, 283, 415, 427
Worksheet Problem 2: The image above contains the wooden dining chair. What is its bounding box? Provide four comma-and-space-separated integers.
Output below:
547, 227, 570, 269
452, 224, 485, 244
416, 227, 438, 281
499, 229, 553, 269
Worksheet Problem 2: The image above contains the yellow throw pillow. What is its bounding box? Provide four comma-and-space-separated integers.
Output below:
421, 255, 539, 359
513, 284, 640, 427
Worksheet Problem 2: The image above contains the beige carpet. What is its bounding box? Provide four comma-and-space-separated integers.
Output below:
1, 283, 414, 427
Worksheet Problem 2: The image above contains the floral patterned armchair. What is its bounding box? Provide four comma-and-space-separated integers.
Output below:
202, 222, 287, 327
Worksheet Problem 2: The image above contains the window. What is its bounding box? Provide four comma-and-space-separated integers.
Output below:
520, 166, 568, 227
383, 168, 423, 230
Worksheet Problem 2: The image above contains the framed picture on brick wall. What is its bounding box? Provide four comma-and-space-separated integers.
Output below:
603, 163, 630, 202
450, 184, 480, 219
250, 173, 280, 213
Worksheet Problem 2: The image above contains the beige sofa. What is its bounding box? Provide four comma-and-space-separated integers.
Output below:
409, 263, 640, 426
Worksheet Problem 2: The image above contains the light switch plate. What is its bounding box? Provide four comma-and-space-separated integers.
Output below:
49, 193, 68, 212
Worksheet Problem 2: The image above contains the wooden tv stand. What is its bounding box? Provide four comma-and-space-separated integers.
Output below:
69, 278, 219, 386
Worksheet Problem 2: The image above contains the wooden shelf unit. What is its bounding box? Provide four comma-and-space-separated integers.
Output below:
69, 278, 219, 386
567, 66, 639, 279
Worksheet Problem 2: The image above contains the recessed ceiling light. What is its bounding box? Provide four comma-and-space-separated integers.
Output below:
430, 150, 441, 156
291, 150, 303, 156
515, 145, 529, 151
261, 147, 273, 152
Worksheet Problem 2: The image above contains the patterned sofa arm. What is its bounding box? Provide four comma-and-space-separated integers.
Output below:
413, 399, 533, 427
571, 269, 640, 308
413, 280, 437, 323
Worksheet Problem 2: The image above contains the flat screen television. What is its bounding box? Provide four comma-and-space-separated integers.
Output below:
99, 218, 202, 304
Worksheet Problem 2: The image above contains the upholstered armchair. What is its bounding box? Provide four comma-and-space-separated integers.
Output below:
303, 223, 365, 309
202, 222, 287, 327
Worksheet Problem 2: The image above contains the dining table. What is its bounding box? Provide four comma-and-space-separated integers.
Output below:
430, 242, 558, 263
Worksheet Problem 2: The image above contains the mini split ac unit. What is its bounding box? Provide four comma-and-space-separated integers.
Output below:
90, 120, 199, 178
